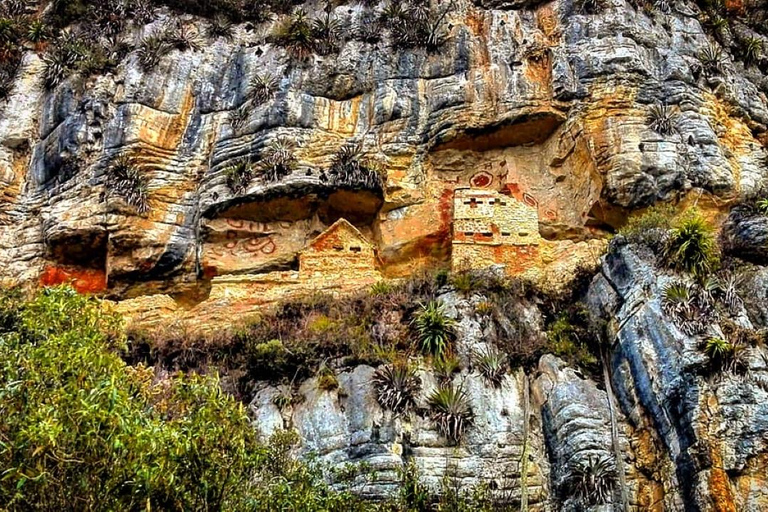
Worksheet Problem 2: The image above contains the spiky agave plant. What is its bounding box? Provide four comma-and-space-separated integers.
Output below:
699, 42, 724, 77
564, 454, 617, 507
136, 34, 169, 70
661, 280, 715, 335
743, 36, 764, 67
473, 347, 507, 387
646, 104, 679, 135
164, 22, 201, 52
372, 362, 421, 414
412, 300, 455, 359
223, 158, 253, 194
311, 12, 342, 55
663, 212, 719, 280
326, 142, 385, 191
428, 383, 473, 443
249, 72, 279, 105
704, 336, 747, 373
273, 9, 314, 62
258, 136, 298, 182
107, 154, 150, 214
207, 14, 234, 40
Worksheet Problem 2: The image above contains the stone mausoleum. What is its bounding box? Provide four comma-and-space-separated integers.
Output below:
451, 188, 543, 275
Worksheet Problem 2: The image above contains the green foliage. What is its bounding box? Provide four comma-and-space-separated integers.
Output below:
224, 158, 254, 194
249, 72, 279, 105
370, 280, 394, 296
563, 454, 617, 507
428, 383, 473, 444
546, 307, 600, 371
742, 36, 764, 66
311, 11, 343, 56
107, 154, 150, 214
703, 336, 746, 372
0, 286, 262, 510
383, 0, 450, 52
42, 31, 89, 88
663, 210, 720, 279
207, 14, 234, 40
137, 33, 170, 70
324, 141, 385, 192
756, 197, 768, 214
412, 301, 455, 359
258, 135, 298, 183
396, 461, 431, 512
164, 21, 202, 52
617, 202, 676, 248
372, 362, 421, 414
317, 364, 339, 391
433, 353, 461, 383
473, 346, 507, 387
451, 271, 479, 295
272, 9, 315, 61
646, 103, 679, 135
698, 42, 724, 77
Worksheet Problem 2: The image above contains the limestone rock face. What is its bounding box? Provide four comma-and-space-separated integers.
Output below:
244, 245, 768, 510
721, 207, 768, 263
2, 0, 768, 327
4, 0, 768, 508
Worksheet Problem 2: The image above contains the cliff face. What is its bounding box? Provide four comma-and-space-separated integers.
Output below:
249, 246, 768, 511
4, 0, 768, 509
3, 0, 767, 324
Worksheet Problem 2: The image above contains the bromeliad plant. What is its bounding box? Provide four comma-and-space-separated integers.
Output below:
249, 72, 279, 105
224, 158, 254, 194
563, 454, 617, 507
473, 346, 507, 387
703, 336, 747, 373
107, 154, 150, 214
428, 383, 473, 444
258, 136, 298, 183
324, 142, 385, 192
412, 300, 455, 360
646, 103, 679, 135
662, 210, 719, 280
372, 362, 422, 414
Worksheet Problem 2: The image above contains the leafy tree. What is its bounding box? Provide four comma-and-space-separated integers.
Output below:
0, 285, 369, 511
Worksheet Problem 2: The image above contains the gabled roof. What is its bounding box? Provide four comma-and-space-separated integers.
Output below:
305, 218, 373, 251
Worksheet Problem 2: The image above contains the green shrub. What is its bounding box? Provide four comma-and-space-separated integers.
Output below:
663, 210, 720, 279
428, 383, 473, 444
224, 158, 254, 194
473, 347, 507, 387
370, 280, 394, 296
324, 142, 385, 192
0, 286, 261, 510
317, 364, 339, 391
106, 154, 150, 214
412, 300, 455, 359
563, 454, 617, 507
137, 33, 170, 70
433, 353, 461, 383
703, 336, 746, 372
257, 135, 298, 183
271, 9, 314, 61
546, 310, 600, 371
617, 202, 676, 247
372, 362, 421, 414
